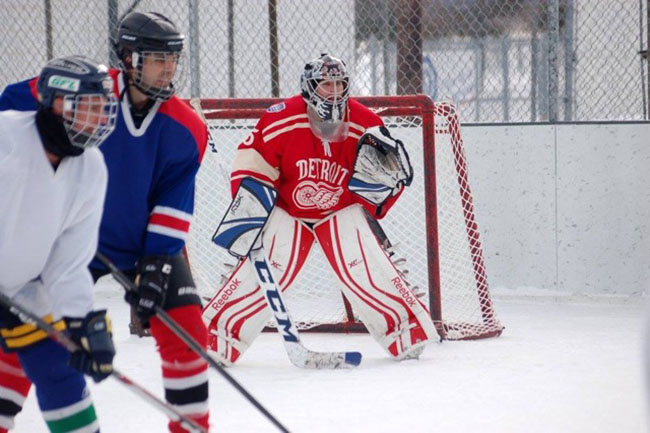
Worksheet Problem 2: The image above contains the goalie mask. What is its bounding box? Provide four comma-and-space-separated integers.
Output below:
36, 55, 118, 153
115, 11, 186, 101
300, 54, 350, 141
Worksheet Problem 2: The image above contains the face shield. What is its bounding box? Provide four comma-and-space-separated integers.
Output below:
61, 92, 119, 148
301, 54, 350, 141
130, 50, 186, 101
305, 78, 351, 141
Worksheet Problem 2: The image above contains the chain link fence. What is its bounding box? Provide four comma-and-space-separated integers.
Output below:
1, 0, 647, 121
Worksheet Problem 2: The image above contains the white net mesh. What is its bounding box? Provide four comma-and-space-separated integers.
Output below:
187, 97, 503, 340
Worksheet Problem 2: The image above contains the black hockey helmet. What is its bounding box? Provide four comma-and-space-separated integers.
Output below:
36, 55, 118, 149
115, 11, 184, 58
114, 11, 185, 100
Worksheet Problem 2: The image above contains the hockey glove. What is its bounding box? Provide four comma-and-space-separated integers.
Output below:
65, 310, 115, 383
348, 126, 414, 206
125, 255, 172, 321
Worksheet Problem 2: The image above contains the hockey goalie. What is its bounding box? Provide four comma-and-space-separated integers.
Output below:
202, 53, 437, 365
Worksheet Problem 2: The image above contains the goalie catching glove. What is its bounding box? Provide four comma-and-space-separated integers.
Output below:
348, 126, 413, 206
65, 310, 115, 383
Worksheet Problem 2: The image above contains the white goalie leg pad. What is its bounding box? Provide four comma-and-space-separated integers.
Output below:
202, 207, 315, 365
313, 204, 437, 360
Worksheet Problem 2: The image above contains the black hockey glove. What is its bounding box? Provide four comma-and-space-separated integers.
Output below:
65, 310, 115, 383
125, 255, 172, 321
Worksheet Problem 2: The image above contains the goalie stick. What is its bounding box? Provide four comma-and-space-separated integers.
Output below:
95, 252, 290, 433
248, 246, 362, 369
189, 98, 231, 194
189, 98, 217, 154
211, 177, 362, 369
0, 291, 206, 433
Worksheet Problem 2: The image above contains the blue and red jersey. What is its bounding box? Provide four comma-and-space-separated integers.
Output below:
0, 69, 208, 270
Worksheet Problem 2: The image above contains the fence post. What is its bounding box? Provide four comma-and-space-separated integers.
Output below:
563, 0, 575, 121
531, 19, 538, 121
501, 35, 510, 121
44, 0, 53, 61
370, 34, 378, 95
189, 0, 201, 98
382, 0, 391, 95
268, 0, 280, 97
107, 0, 119, 67
547, 0, 560, 122
474, 40, 483, 121
227, 0, 235, 97
396, 0, 423, 95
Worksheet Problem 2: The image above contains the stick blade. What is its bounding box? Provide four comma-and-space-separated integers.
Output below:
287, 346, 362, 369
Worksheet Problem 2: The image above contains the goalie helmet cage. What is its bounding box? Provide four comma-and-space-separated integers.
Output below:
189, 95, 503, 341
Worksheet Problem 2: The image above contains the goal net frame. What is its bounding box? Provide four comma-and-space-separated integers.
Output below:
191, 95, 503, 341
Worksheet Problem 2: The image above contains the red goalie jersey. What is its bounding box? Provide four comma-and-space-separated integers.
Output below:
230, 95, 403, 221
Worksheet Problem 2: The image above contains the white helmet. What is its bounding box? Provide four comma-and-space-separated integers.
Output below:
300, 54, 350, 140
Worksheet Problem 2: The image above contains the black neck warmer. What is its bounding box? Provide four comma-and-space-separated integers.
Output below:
35, 108, 84, 157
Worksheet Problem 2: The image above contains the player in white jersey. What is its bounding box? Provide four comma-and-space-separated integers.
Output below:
203, 54, 438, 366
0, 55, 117, 433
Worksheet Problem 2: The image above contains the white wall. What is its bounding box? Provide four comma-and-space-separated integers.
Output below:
463, 122, 650, 295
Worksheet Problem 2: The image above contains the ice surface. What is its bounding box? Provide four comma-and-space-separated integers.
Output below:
13, 280, 648, 433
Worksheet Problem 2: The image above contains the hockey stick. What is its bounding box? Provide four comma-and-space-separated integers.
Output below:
189, 98, 218, 154
189, 98, 231, 186
248, 246, 362, 369
0, 291, 206, 433
95, 252, 290, 433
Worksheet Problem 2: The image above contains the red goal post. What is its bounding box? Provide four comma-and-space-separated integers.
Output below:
187, 95, 503, 341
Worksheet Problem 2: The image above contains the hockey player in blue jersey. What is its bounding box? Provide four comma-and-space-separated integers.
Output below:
0, 11, 210, 433
0, 55, 117, 433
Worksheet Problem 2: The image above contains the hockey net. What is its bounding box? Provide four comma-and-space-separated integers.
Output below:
187, 95, 503, 340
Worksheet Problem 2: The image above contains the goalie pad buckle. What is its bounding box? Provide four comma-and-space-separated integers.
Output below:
348, 126, 413, 205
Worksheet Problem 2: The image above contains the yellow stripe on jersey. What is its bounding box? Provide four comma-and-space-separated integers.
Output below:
1, 314, 66, 350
